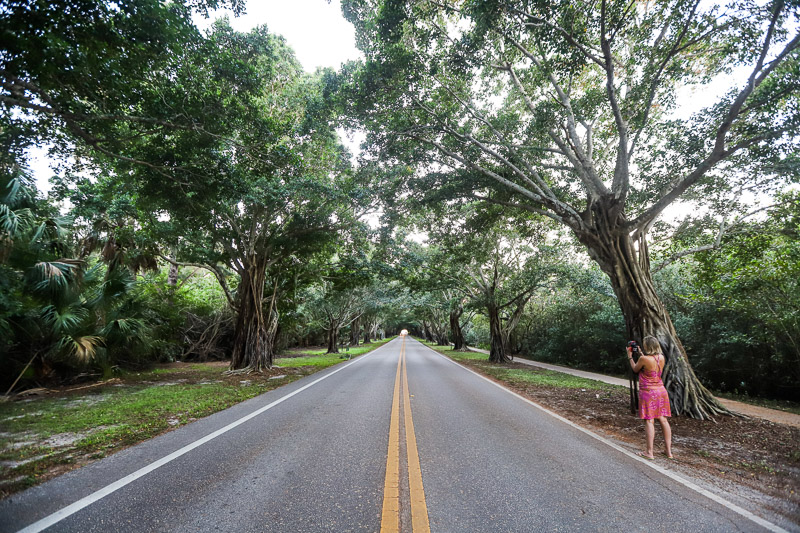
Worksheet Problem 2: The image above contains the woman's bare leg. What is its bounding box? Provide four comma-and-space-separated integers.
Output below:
643, 419, 655, 458
658, 417, 673, 458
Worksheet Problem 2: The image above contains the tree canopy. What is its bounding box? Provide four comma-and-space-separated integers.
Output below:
338, 0, 800, 418
1, 0, 798, 411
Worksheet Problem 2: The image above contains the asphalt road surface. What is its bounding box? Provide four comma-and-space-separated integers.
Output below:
0, 337, 787, 532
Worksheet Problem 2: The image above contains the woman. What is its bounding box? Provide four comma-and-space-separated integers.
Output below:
627, 336, 673, 460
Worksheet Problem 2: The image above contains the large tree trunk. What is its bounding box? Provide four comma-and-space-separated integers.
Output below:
422, 320, 432, 342
326, 326, 340, 354
578, 203, 729, 419
350, 317, 360, 346
487, 301, 511, 363
167, 262, 179, 287
230, 258, 273, 372
450, 306, 468, 351
501, 296, 530, 356
436, 323, 449, 346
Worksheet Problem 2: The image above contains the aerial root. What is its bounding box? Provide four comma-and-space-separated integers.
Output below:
224, 366, 268, 376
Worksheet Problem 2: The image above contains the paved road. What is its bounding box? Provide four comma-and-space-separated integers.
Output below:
0, 337, 786, 532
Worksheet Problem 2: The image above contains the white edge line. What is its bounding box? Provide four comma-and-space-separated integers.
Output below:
418, 342, 788, 533
16, 344, 388, 533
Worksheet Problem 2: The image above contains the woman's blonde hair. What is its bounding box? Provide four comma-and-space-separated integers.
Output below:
642, 336, 662, 355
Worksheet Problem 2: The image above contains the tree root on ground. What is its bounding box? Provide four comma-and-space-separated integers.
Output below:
223, 366, 269, 376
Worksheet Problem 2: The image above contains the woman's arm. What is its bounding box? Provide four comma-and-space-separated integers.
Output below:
627, 347, 646, 372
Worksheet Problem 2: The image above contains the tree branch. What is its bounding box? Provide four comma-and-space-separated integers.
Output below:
628, 0, 702, 161
512, 9, 605, 68
629, 4, 800, 232
652, 201, 781, 272
158, 254, 237, 309
600, 0, 631, 200
498, 39, 607, 195
419, 83, 559, 202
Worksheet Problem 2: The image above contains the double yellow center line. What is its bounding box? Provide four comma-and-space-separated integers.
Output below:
380, 337, 430, 533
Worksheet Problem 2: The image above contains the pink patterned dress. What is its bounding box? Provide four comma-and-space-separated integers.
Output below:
638, 354, 671, 420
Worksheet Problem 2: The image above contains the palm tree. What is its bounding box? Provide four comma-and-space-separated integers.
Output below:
1, 163, 153, 391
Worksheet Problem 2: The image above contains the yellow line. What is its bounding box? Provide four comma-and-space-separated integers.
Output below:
402, 341, 431, 533
380, 339, 403, 532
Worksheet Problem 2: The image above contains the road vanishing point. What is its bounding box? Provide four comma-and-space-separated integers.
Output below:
0, 337, 788, 532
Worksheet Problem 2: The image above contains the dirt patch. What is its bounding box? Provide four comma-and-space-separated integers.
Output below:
464, 360, 800, 526
40, 433, 87, 448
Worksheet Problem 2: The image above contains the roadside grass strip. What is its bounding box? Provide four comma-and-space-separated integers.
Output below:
439, 347, 619, 390
0, 339, 392, 499
9, 342, 390, 533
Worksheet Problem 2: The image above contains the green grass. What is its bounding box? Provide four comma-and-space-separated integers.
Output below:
421, 343, 489, 361
493, 368, 620, 390
0, 338, 393, 497
425, 342, 620, 391
121, 364, 224, 382
1, 383, 278, 439
274, 354, 347, 367
275, 338, 392, 366
446, 350, 490, 362
0, 379, 296, 494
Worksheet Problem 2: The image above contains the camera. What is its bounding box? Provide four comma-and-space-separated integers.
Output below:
627, 340, 639, 355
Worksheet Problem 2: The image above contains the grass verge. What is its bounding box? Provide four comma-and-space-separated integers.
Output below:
0, 338, 391, 498
423, 343, 620, 392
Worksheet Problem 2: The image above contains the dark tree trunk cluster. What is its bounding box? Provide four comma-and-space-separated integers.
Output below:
326, 327, 340, 354
350, 316, 361, 346
230, 258, 276, 372
450, 305, 468, 351
487, 301, 510, 363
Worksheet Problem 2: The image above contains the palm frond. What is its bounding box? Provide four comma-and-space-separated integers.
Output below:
102, 317, 152, 353
30, 221, 49, 245
80, 234, 101, 258
41, 303, 89, 334
31, 260, 84, 292
3, 176, 22, 205
50, 216, 73, 241
59, 334, 104, 363
2, 171, 35, 208
101, 318, 148, 339
0, 205, 33, 238
100, 265, 138, 299
129, 252, 159, 274
0, 316, 11, 339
